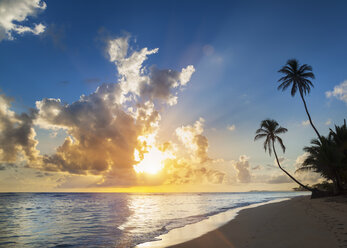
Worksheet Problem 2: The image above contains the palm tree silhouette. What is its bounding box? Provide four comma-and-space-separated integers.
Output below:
299, 137, 343, 194
255, 119, 312, 191
278, 59, 322, 141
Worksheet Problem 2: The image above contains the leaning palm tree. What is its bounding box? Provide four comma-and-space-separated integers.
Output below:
255, 119, 312, 191
278, 59, 322, 141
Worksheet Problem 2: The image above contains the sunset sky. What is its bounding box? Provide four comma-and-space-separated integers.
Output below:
0, 0, 346, 192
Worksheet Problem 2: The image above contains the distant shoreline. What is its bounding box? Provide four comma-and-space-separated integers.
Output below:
0, 190, 302, 194
165, 196, 346, 248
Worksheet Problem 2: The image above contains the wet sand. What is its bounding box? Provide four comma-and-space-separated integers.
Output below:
168, 196, 347, 248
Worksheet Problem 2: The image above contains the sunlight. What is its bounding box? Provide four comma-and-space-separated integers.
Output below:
133, 133, 174, 175
133, 147, 169, 174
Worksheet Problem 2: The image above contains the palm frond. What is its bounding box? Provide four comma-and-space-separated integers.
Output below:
255, 128, 268, 134
274, 127, 288, 134
254, 133, 267, 141
276, 136, 286, 153
277, 59, 315, 98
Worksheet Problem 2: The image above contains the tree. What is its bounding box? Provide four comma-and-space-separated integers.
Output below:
299, 137, 344, 194
278, 59, 322, 141
255, 119, 312, 191
297, 120, 347, 195
329, 119, 347, 185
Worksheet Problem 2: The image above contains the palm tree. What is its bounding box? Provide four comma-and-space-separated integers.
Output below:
299, 136, 344, 194
278, 59, 322, 141
255, 119, 312, 191
328, 119, 347, 189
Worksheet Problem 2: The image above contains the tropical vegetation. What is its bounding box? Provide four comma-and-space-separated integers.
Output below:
297, 120, 347, 194
255, 59, 346, 198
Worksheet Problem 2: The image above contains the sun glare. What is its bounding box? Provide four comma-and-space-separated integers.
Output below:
133, 147, 169, 174
133, 134, 174, 175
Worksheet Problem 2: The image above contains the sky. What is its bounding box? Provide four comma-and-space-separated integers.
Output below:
0, 0, 346, 192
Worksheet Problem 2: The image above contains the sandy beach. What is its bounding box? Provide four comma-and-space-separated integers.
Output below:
168, 196, 347, 248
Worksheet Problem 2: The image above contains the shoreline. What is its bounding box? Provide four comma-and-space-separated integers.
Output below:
138, 195, 347, 248
136, 196, 302, 248
169, 195, 347, 248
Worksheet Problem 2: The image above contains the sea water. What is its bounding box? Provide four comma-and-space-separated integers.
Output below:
0, 192, 308, 247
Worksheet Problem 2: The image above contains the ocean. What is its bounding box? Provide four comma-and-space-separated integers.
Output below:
0, 192, 308, 247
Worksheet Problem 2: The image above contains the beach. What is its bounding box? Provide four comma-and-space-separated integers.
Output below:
169, 196, 347, 248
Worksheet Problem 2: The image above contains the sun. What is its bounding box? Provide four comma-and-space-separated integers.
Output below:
133, 147, 168, 174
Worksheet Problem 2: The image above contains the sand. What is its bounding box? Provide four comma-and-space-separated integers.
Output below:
168, 196, 347, 248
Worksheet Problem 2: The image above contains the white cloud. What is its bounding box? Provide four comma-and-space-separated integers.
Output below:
302, 120, 310, 126
232, 155, 251, 183
294, 153, 322, 184
0, 0, 46, 42
30, 36, 195, 186
325, 80, 347, 104
176, 118, 210, 163
180, 65, 195, 86
325, 119, 332, 126
107, 37, 194, 105
227, 124, 236, 131
294, 152, 308, 170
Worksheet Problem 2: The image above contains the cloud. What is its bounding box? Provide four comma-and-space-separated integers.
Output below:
0, 0, 46, 42
28, 36, 195, 186
227, 124, 235, 131
325, 119, 332, 125
140, 65, 194, 105
325, 80, 347, 104
161, 118, 227, 185
34, 86, 148, 185
294, 153, 322, 184
35, 171, 52, 177
267, 174, 292, 184
107, 37, 194, 106
2, 35, 228, 188
294, 152, 308, 170
0, 94, 40, 166
176, 118, 210, 163
163, 158, 226, 185
232, 155, 251, 183
302, 120, 310, 126
252, 165, 262, 170
273, 156, 286, 166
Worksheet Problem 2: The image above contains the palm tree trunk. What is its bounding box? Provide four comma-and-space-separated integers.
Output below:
272, 142, 313, 192
300, 92, 322, 141
333, 169, 343, 195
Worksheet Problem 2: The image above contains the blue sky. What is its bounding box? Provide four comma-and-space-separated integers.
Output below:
0, 0, 346, 192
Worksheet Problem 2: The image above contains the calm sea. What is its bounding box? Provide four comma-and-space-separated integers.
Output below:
0, 192, 307, 247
